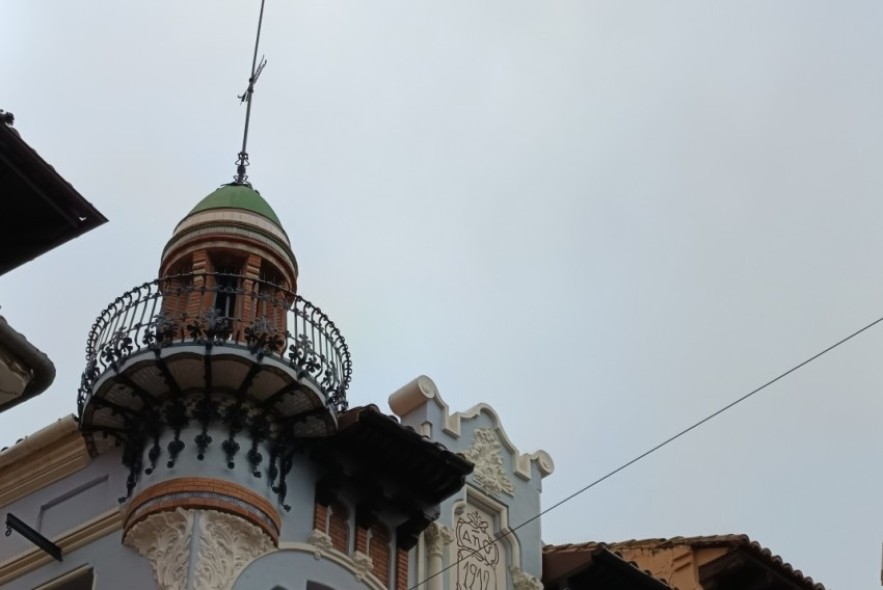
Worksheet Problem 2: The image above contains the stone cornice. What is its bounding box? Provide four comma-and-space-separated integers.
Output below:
0, 508, 122, 586
0, 415, 90, 508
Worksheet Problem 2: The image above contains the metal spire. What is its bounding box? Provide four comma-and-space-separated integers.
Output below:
234, 0, 268, 185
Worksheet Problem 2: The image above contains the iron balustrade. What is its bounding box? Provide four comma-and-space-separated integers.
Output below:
78, 273, 352, 415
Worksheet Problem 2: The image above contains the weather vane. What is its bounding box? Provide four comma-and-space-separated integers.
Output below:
234, 0, 268, 185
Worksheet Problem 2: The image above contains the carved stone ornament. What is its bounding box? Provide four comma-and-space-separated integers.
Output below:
308, 528, 334, 559
195, 509, 275, 590
455, 509, 502, 589
423, 522, 454, 558
461, 428, 515, 497
124, 508, 194, 590
352, 550, 374, 582
125, 508, 275, 590
510, 566, 543, 590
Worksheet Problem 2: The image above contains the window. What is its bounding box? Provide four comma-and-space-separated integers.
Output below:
328, 501, 350, 553
214, 267, 240, 317
368, 522, 392, 586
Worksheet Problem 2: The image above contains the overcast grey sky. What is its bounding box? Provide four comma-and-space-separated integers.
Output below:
3, 1, 883, 587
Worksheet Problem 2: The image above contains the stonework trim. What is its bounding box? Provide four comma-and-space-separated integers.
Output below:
308, 528, 334, 559
0, 507, 122, 586
196, 509, 275, 590
510, 566, 544, 590
276, 543, 387, 590
124, 508, 193, 590
0, 416, 90, 508
123, 508, 275, 590
454, 486, 524, 572
172, 208, 292, 247
387, 376, 554, 481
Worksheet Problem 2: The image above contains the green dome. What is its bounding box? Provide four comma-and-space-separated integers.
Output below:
188, 184, 282, 226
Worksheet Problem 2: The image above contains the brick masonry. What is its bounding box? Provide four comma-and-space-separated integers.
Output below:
124, 477, 281, 544
395, 547, 409, 590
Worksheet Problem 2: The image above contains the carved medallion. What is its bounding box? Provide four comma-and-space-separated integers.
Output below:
455, 509, 502, 590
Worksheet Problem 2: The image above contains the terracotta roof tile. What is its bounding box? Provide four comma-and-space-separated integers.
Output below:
543, 542, 674, 589
544, 535, 825, 590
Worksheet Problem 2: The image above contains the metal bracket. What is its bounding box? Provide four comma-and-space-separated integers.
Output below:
4, 513, 62, 562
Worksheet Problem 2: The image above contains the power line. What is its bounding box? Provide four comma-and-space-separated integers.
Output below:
410, 313, 883, 589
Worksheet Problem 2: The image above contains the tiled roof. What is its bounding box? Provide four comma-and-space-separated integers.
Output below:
543, 542, 673, 589
544, 535, 825, 590
326, 404, 474, 503
0, 112, 107, 276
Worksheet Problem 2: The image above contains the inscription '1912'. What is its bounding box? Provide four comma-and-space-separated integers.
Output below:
455, 510, 500, 590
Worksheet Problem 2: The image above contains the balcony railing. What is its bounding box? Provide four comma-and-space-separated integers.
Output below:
78, 272, 352, 414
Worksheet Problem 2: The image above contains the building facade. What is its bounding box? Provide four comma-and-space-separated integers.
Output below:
0, 179, 554, 590
0, 115, 827, 590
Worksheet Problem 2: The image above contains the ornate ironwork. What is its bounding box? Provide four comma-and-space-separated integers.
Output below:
78, 272, 352, 415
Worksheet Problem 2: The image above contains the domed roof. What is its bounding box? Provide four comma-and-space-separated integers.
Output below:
187, 184, 282, 226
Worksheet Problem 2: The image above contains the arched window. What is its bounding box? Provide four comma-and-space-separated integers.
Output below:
210, 253, 244, 318
328, 500, 350, 554
368, 522, 391, 587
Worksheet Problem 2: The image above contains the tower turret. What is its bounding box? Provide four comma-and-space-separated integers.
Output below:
29, 3, 471, 589
159, 183, 297, 290
77, 180, 351, 523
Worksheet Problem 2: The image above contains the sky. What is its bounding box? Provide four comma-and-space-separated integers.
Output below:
3, 1, 883, 587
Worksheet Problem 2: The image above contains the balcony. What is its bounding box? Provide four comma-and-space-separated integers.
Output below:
78, 273, 352, 453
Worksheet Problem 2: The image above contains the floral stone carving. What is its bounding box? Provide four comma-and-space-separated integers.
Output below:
124, 508, 274, 590
352, 550, 374, 582
124, 508, 194, 590
196, 509, 275, 590
423, 522, 454, 558
308, 528, 334, 559
510, 566, 543, 590
461, 428, 515, 497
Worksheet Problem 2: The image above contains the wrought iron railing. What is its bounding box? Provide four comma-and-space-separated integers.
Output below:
79, 272, 352, 413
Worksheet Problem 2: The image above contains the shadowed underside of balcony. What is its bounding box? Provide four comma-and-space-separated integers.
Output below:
76, 273, 353, 504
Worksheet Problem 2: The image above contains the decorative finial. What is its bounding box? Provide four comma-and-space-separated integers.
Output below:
234, 0, 269, 186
